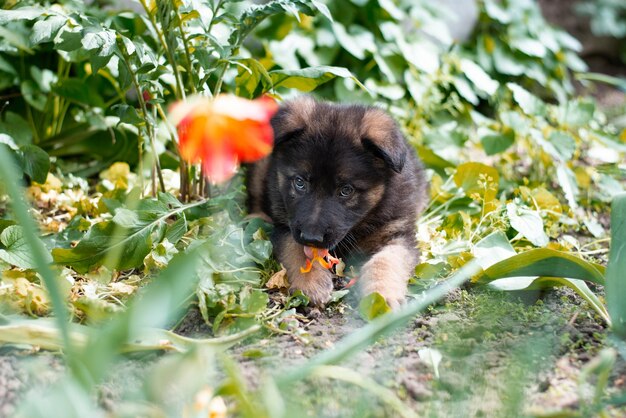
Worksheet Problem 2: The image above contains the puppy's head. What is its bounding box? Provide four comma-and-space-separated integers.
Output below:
269, 97, 408, 250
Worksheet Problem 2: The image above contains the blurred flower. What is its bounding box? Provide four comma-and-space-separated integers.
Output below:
170, 94, 278, 183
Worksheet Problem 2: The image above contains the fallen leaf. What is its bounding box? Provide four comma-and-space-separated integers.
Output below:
266, 267, 289, 290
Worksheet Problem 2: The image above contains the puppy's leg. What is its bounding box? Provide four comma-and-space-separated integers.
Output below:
272, 227, 334, 306
359, 241, 418, 309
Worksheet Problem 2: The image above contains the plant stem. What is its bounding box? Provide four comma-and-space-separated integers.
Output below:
155, 102, 190, 201
138, 0, 186, 100
213, 61, 229, 96
137, 130, 145, 197
173, 4, 197, 94
19, 54, 40, 144
118, 43, 166, 193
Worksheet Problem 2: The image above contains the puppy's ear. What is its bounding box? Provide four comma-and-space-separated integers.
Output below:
361, 108, 407, 173
271, 96, 316, 145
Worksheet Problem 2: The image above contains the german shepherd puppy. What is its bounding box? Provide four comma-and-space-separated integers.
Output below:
247, 97, 428, 309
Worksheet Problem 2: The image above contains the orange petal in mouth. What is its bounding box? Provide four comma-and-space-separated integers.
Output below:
301, 247, 341, 273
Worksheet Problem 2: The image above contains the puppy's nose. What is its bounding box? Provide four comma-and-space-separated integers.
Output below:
300, 230, 325, 247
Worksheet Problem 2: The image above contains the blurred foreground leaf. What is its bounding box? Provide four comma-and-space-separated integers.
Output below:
607, 193, 626, 338
358, 292, 391, 321
474, 249, 606, 286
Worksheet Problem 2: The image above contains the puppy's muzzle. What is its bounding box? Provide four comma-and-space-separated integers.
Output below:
295, 228, 328, 248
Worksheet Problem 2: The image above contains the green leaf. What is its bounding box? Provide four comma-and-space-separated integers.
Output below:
144, 239, 179, 273
510, 38, 547, 58
0, 225, 51, 269
474, 249, 606, 286
556, 164, 579, 209
165, 217, 187, 244
270, 66, 364, 92
52, 198, 203, 273
493, 46, 526, 76
506, 203, 549, 247
21, 81, 46, 111
416, 145, 454, 176
52, 78, 105, 108
52, 221, 151, 273
480, 130, 515, 155
0, 112, 32, 146
453, 77, 479, 105
240, 288, 269, 314
460, 59, 498, 95
548, 132, 576, 161
359, 292, 391, 321
229, 0, 316, 46
112, 104, 144, 125
31, 15, 66, 44
0, 7, 44, 24
234, 58, 272, 99
483, 0, 511, 23
473, 231, 516, 270
18, 145, 50, 183
311, 0, 333, 21
331, 22, 374, 60
453, 162, 499, 206
81, 28, 116, 57
607, 193, 626, 338
507, 83, 546, 116
558, 100, 595, 128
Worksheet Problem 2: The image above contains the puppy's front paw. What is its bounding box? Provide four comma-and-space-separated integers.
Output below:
360, 277, 407, 310
359, 243, 416, 310
289, 269, 334, 307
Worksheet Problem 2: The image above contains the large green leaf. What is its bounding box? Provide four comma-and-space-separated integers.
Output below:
472, 233, 609, 322
0, 225, 51, 269
18, 144, 50, 183
52, 220, 151, 273
474, 248, 606, 285
52, 78, 105, 108
607, 193, 626, 338
52, 196, 201, 273
270, 66, 363, 92
0, 7, 44, 24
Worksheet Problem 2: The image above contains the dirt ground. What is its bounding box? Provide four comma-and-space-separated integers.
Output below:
1, 284, 622, 417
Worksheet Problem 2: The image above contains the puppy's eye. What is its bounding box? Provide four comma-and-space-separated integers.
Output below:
339, 184, 354, 197
293, 176, 307, 191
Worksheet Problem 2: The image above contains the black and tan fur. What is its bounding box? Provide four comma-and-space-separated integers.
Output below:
247, 96, 428, 308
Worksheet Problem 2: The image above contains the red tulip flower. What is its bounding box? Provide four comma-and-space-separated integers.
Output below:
170, 94, 278, 183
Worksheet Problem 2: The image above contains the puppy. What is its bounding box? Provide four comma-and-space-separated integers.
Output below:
247, 97, 428, 309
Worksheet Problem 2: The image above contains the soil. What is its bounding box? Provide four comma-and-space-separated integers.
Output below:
5, 286, 620, 418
